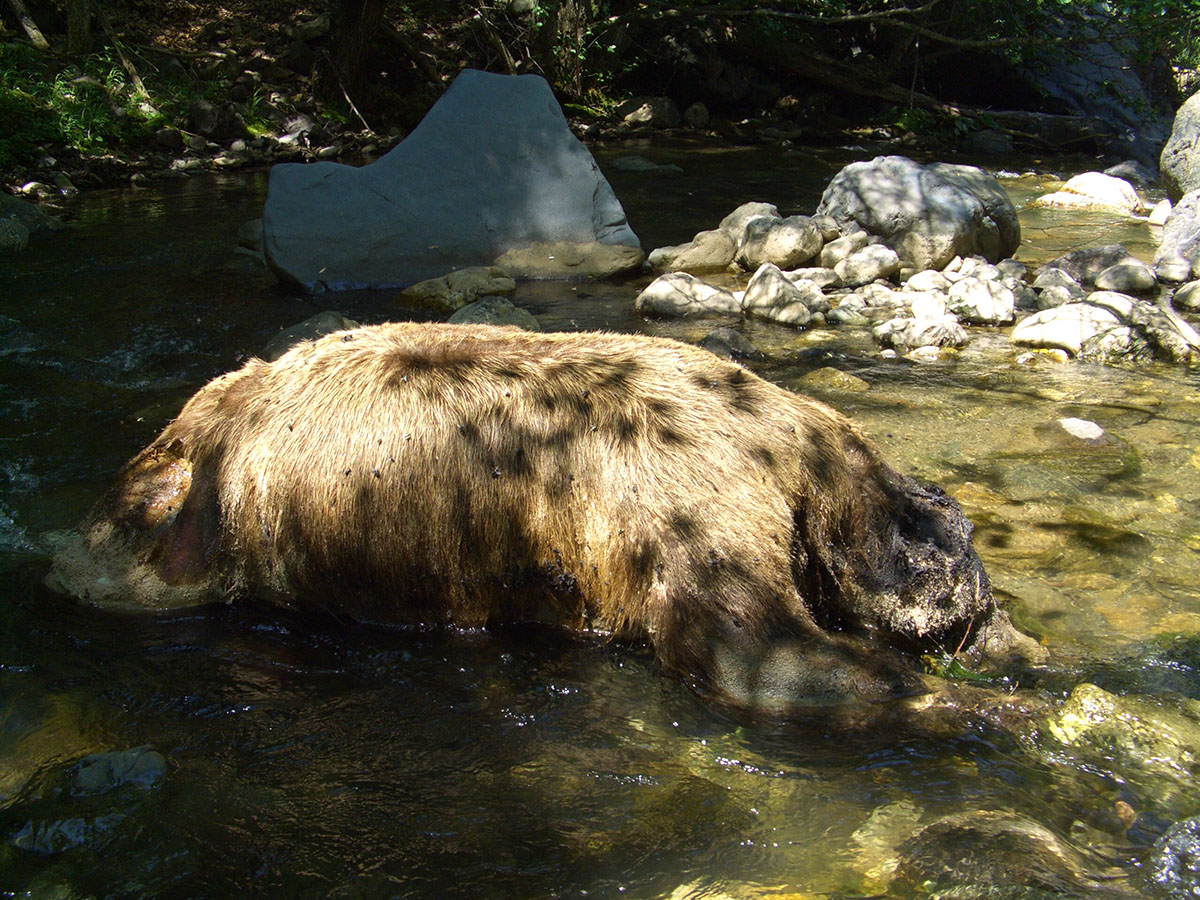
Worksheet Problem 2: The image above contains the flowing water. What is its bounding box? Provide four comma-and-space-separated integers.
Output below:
1, 145, 1198, 898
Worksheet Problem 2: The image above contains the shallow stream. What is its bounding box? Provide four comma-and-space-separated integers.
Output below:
1, 145, 1198, 898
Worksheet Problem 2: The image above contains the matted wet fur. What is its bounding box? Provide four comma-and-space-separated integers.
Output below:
49, 323, 1031, 711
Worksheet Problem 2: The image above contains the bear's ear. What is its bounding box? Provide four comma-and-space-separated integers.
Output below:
102, 444, 193, 534
146, 467, 219, 587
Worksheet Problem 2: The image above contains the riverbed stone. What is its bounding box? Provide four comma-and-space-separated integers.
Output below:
1, 193, 65, 238
800, 367, 870, 392
618, 96, 681, 129
698, 327, 759, 359
1037, 285, 1082, 310
1014, 293, 1199, 363
0, 219, 29, 254
856, 282, 905, 309
634, 272, 740, 317
1148, 816, 1200, 897
894, 809, 1123, 896
1150, 198, 1173, 226
1042, 683, 1200, 799
1174, 280, 1200, 310
947, 276, 1015, 325
926, 162, 1021, 261
397, 266, 516, 311
1038, 245, 1139, 288
817, 156, 1019, 270
1011, 302, 1124, 355
1032, 266, 1085, 296
835, 243, 901, 287
448, 296, 541, 330
1155, 189, 1200, 282
1036, 171, 1143, 214
742, 263, 817, 325
874, 314, 968, 351
756, 215, 824, 269
648, 229, 737, 273
262, 69, 641, 290
494, 240, 643, 278
1005, 277, 1040, 311
1162, 91, 1200, 202
262, 311, 361, 360
784, 266, 840, 290
819, 230, 870, 269
73, 745, 166, 795
996, 257, 1028, 280
1094, 261, 1157, 293
903, 268, 952, 292
906, 291, 948, 319
718, 202, 780, 248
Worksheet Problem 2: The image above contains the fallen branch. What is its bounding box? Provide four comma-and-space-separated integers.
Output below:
472, 8, 518, 76
6, 0, 50, 50
94, 5, 159, 113
319, 48, 373, 133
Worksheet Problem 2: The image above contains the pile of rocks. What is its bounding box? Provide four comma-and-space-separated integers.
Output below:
637, 172, 1200, 366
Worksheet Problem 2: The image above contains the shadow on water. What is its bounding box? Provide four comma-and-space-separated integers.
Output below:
1, 153, 1199, 897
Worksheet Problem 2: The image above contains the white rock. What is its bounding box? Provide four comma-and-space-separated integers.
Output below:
1011, 303, 1124, 354
947, 276, 1015, 324
1057, 417, 1105, 441
634, 272, 741, 317
835, 244, 901, 287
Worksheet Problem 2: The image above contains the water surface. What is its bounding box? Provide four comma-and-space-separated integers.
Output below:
1, 148, 1198, 898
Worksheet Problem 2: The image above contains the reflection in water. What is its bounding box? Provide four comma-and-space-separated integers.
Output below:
1, 156, 1198, 898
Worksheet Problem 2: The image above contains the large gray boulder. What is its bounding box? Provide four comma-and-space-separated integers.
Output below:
1162, 92, 1200, 202
262, 69, 642, 291
816, 156, 1019, 271
1155, 189, 1200, 282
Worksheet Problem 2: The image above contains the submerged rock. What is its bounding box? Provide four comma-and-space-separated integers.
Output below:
73, 746, 166, 796
448, 296, 541, 330
698, 327, 759, 359
894, 809, 1132, 897
1147, 816, 1200, 898
874, 314, 969, 351
262, 311, 360, 361
494, 240, 643, 278
397, 266, 516, 311
1041, 683, 1200, 807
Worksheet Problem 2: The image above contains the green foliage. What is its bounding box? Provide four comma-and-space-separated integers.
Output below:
886, 106, 987, 139
0, 41, 168, 168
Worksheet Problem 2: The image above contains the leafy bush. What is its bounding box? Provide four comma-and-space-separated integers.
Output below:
0, 41, 168, 168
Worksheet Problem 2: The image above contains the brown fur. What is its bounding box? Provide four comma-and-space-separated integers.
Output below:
49, 323, 1027, 710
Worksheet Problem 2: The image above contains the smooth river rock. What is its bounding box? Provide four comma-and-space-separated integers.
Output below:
262, 69, 642, 291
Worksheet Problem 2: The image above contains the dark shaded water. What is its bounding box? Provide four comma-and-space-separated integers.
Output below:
1, 147, 1199, 898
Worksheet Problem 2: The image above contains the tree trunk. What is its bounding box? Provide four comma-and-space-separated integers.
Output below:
324, 0, 389, 105
66, 0, 92, 55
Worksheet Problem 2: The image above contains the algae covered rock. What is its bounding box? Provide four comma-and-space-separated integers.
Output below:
1040, 683, 1200, 810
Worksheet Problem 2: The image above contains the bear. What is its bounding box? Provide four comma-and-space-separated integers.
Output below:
47, 323, 1031, 712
